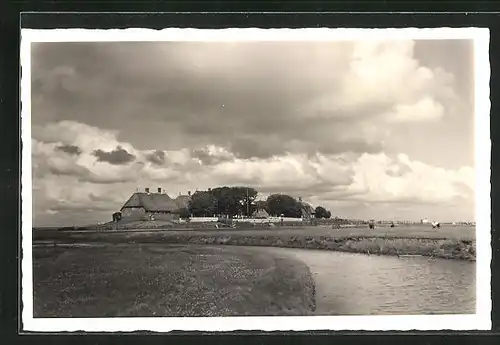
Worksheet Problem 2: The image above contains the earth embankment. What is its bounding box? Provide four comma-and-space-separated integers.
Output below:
33, 227, 476, 261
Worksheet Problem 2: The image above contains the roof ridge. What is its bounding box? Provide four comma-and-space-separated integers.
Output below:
121, 191, 180, 212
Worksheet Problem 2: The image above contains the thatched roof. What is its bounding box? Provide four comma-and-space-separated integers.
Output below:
174, 195, 191, 209
121, 192, 179, 212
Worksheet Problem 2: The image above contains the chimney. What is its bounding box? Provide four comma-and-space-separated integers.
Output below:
157, 187, 162, 194
145, 187, 150, 193
188, 191, 191, 196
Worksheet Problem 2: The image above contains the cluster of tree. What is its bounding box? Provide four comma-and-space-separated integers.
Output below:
265, 194, 303, 218
314, 206, 332, 219
186, 186, 258, 218
185, 188, 332, 219
263, 194, 332, 219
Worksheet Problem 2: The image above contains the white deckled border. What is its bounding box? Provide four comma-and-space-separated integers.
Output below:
21, 27, 487, 42
20, 27, 491, 332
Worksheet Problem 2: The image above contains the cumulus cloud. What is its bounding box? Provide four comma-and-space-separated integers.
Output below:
32, 175, 127, 226
32, 122, 184, 185
145, 150, 166, 165
93, 146, 136, 165
339, 153, 474, 205
191, 146, 235, 166
32, 139, 88, 178
29, 38, 475, 226
55, 144, 82, 156
31, 40, 467, 162
31, 121, 475, 226
385, 97, 445, 123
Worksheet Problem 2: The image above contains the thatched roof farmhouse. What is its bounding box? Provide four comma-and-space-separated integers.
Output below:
118, 188, 191, 221
114, 188, 315, 222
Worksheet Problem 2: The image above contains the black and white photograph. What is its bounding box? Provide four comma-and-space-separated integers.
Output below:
21, 28, 491, 332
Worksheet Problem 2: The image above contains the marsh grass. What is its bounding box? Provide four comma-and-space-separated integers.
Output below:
34, 225, 476, 262
33, 244, 315, 318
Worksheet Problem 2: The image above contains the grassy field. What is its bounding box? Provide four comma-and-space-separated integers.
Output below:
35, 223, 475, 240
33, 243, 315, 318
33, 224, 476, 263
33, 228, 476, 262
34, 224, 475, 241
142, 225, 476, 241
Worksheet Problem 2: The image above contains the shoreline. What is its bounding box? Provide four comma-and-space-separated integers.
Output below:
33, 229, 476, 261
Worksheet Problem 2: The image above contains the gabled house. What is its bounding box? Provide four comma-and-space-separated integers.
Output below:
252, 207, 269, 219
120, 188, 182, 221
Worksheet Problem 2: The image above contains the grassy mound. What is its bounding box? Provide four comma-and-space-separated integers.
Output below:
33, 244, 315, 318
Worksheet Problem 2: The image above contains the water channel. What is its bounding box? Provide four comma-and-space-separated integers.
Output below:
246, 246, 476, 315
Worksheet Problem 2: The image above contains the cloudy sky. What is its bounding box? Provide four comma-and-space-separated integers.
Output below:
30, 39, 475, 226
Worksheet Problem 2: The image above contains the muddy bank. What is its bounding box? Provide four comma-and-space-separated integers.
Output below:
35, 231, 476, 261
33, 244, 315, 317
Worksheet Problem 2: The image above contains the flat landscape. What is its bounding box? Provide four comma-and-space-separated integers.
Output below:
131, 224, 476, 241
36, 224, 475, 240
32, 224, 476, 317
33, 224, 476, 262
33, 243, 315, 318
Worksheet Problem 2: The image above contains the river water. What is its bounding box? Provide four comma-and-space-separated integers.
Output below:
246, 246, 476, 315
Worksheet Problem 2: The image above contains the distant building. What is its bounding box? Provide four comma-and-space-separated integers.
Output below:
119, 188, 191, 221
252, 207, 269, 219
